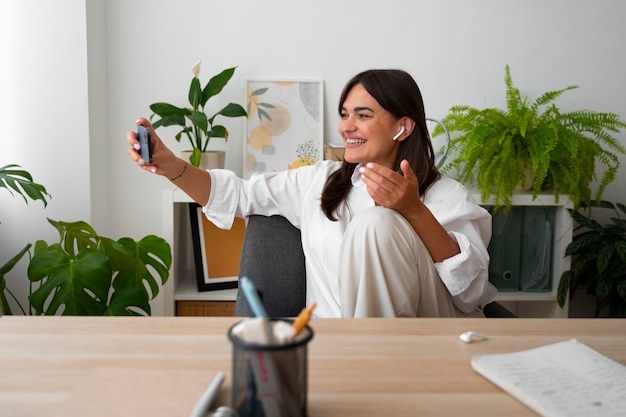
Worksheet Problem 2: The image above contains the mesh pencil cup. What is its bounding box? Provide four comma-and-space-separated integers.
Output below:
227, 319, 314, 417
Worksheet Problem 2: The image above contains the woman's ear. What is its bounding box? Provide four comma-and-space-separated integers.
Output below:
395, 118, 415, 142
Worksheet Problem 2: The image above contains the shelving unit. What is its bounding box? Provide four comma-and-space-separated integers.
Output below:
475, 192, 573, 318
161, 189, 238, 316
160, 188, 573, 318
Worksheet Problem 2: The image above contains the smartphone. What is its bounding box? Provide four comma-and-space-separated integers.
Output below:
137, 126, 153, 164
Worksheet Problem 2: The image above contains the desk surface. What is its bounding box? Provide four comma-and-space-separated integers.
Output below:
1, 316, 625, 417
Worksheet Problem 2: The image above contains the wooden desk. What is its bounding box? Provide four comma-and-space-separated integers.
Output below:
1, 317, 625, 417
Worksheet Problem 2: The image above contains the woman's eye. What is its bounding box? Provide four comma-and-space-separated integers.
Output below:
339, 112, 348, 119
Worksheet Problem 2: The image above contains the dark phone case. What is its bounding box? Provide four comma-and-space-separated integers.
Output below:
137, 126, 152, 163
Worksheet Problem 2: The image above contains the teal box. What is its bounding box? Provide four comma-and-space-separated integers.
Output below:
519, 207, 554, 292
488, 207, 523, 291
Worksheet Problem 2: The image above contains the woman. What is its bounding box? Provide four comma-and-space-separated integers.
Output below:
128, 69, 495, 318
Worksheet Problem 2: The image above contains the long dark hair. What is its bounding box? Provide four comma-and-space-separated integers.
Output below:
321, 69, 440, 220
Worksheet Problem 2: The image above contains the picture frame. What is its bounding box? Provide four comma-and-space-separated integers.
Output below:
244, 79, 324, 179
188, 204, 246, 291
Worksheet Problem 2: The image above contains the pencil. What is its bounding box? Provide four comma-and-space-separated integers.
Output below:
292, 302, 316, 335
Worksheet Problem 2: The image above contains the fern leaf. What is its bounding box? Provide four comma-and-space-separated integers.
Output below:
531, 85, 578, 110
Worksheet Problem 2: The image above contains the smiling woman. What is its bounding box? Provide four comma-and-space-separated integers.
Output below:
129, 68, 495, 318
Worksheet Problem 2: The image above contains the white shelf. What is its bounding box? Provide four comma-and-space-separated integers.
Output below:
474, 193, 573, 318
172, 188, 194, 203
160, 188, 240, 315
175, 274, 237, 301
495, 292, 558, 302
473, 191, 573, 208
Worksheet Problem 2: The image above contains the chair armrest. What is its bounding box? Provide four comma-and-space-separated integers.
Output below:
484, 301, 518, 318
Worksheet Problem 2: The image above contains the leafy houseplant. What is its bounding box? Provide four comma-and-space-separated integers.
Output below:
0, 164, 172, 316
557, 201, 626, 317
28, 219, 171, 316
0, 164, 49, 315
434, 65, 626, 211
149, 63, 248, 168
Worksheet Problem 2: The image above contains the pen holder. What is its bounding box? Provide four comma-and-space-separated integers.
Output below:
228, 319, 314, 417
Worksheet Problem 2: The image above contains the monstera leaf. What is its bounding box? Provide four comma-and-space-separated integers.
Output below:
26, 219, 171, 316
0, 164, 49, 206
28, 247, 111, 315
0, 244, 32, 315
116, 235, 172, 299
1, 164, 49, 315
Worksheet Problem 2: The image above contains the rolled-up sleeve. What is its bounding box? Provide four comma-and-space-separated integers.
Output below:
202, 169, 244, 229
425, 177, 494, 313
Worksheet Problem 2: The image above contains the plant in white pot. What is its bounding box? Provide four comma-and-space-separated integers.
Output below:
149, 63, 247, 169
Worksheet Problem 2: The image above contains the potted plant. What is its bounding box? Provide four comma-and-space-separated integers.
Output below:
0, 164, 171, 316
557, 200, 626, 317
434, 65, 626, 211
149, 62, 248, 168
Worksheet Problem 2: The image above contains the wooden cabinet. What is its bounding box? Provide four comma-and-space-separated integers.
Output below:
176, 300, 235, 316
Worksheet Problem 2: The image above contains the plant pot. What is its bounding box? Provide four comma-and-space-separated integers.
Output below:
515, 168, 535, 192
180, 150, 225, 170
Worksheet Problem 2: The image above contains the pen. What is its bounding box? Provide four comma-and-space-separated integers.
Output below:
239, 276, 274, 343
187, 371, 225, 417
292, 302, 316, 335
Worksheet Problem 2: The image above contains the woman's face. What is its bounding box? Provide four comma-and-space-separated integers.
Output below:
338, 84, 404, 169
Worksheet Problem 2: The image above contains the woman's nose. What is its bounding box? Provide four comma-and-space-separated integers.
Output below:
339, 118, 356, 135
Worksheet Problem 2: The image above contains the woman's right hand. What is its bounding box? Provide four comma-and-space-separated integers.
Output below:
126, 117, 184, 178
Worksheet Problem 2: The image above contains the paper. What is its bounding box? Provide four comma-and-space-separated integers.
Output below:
471, 339, 626, 417
49, 367, 219, 417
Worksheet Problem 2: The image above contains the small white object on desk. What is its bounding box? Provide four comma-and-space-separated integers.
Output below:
459, 331, 488, 343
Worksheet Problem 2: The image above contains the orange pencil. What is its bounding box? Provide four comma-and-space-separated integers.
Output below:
292, 302, 316, 335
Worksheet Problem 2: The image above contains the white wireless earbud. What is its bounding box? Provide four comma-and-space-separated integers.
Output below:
459, 331, 488, 343
392, 125, 406, 141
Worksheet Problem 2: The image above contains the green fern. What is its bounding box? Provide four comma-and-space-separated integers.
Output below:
435, 65, 626, 211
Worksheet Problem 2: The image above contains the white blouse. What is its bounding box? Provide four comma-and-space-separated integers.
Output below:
204, 160, 495, 317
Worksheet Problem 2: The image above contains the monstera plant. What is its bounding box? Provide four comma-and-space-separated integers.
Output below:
1, 164, 171, 316
0, 164, 49, 315
28, 219, 171, 316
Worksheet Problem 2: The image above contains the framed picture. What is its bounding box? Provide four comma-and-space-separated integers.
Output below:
188, 204, 246, 291
244, 79, 324, 179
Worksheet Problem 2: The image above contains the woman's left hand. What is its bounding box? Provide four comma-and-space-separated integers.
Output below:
358, 159, 423, 218
359, 159, 460, 262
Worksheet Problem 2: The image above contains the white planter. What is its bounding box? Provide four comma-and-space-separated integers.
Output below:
179, 150, 225, 170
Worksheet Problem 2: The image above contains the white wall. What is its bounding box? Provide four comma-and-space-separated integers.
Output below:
1, 0, 92, 313
2, 0, 626, 314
